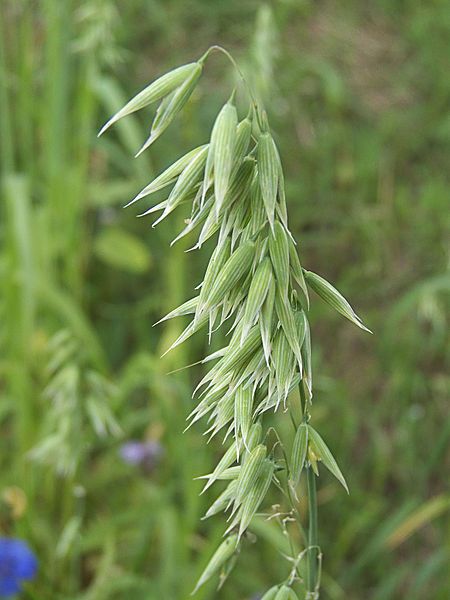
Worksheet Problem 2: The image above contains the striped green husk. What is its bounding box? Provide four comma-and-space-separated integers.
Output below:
304, 269, 372, 333
136, 62, 203, 155
98, 62, 198, 136
155, 296, 198, 325
203, 480, 238, 519
222, 157, 255, 214
255, 370, 301, 415
275, 290, 303, 369
162, 311, 209, 355
152, 145, 209, 226
290, 423, 308, 485
250, 175, 268, 236
165, 145, 209, 206
307, 425, 349, 493
127, 144, 208, 207
258, 132, 279, 230
197, 203, 223, 248
276, 157, 289, 231
230, 202, 251, 248
192, 534, 239, 594
189, 378, 232, 424
238, 459, 274, 537
232, 350, 266, 393
271, 328, 295, 408
288, 238, 309, 310
209, 99, 238, 212
269, 221, 290, 297
197, 238, 231, 314
201, 439, 242, 493
260, 275, 276, 365
231, 117, 252, 178
294, 309, 306, 377
244, 422, 263, 455
234, 444, 267, 508
241, 257, 273, 342
206, 392, 236, 438
202, 345, 227, 364
185, 395, 217, 430
213, 326, 261, 378
202, 241, 255, 311
275, 585, 298, 600
261, 586, 280, 600
295, 309, 307, 349
170, 194, 214, 246
134, 199, 168, 218
197, 466, 241, 482
301, 315, 312, 401
138, 182, 200, 219
234, 385, 253, 446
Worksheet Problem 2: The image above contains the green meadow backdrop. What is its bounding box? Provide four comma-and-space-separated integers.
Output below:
1, 1, 448, 598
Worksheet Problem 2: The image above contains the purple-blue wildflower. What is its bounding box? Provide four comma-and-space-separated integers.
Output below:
119, 440, 163, 470
0, 538, 37, 598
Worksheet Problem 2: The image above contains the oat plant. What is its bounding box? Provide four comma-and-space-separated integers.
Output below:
99, 46, 371, 599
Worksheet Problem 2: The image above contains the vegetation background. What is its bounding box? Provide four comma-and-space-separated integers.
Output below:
1, 1, 449, 598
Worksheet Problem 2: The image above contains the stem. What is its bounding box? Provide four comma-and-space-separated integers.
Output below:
267, 426, 307, 541
200, 45, 261, 121
299, 383, 320, 598
306, 466, 319, 598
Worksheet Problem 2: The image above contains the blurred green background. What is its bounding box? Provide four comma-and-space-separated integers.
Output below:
1, 1, 449, 598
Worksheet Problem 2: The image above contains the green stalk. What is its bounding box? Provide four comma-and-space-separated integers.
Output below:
306, 466, 319, 598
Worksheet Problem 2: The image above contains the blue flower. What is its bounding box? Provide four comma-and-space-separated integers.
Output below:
0, 538, 37, 598
119, 440, 163, 471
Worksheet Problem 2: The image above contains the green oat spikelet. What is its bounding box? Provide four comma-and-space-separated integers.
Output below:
136, 61, 203, 155
275, 290, 303, 370
258, 130, 280, 231
261, 586, 280, 600
98, 62, 198, 136
288, 238, 309, 310
234, 385, 253, 447
232, 116, 252, 177
290, 423, 308, 486
269, 221, 290, 298
307, 425, 349, 493
275, 585, 298, 600
192, 534, 239, 594
152, 144, 209, 226
127, 144, 208, 207
203, 480, 238, 520
200, 438, 242, 494
234, 444, 267, 509
304, 269, 372, 333
200, 241, 255, 315
237, 459, 274, 538
241, 257, 273, 342
209, 97, 238, 213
